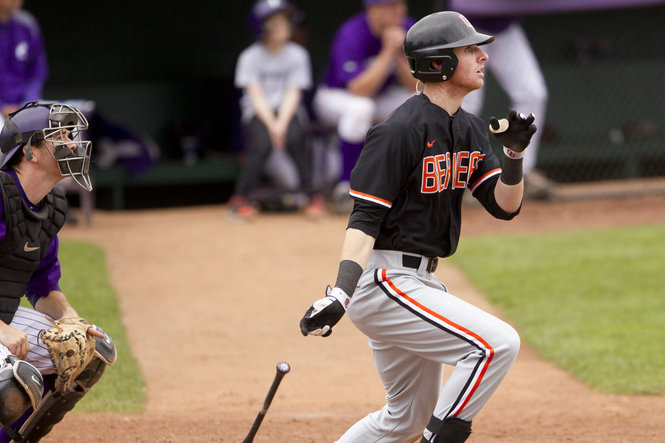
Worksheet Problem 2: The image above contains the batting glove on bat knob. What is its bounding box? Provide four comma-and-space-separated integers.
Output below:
300, 286, 349, 337
489, 110, 537, 152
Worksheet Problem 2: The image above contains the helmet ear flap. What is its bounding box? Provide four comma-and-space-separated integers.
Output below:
439, 53, 458, 81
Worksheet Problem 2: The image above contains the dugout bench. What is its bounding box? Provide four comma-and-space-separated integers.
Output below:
90, 157, 240, 211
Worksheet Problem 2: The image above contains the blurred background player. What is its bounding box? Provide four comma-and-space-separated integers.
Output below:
0, 102, 116, 442
0, 0, 48, 126
460, 15, 553, 199
313, 0, 417, 212
229, 0, 323, 220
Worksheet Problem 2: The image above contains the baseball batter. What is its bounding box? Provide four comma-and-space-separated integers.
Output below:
300, 11, 537, 443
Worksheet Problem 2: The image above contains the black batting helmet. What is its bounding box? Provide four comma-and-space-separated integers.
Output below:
404, 11, 494, 82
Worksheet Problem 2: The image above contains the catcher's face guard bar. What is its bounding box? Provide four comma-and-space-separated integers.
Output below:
43, 104, 93, 191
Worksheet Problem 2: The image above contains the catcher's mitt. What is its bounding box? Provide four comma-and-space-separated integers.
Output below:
39, 317, 96, 393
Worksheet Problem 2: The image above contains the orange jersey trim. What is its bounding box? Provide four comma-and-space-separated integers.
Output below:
468, 168, 501, 193
380, 269, 495, 417
349, 189, 392, 208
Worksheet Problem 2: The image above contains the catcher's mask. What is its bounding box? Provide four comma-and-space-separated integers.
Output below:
0, 101, 93, 191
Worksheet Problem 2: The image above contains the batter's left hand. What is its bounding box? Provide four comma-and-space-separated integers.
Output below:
489, 110, 537, 152
300, 286, 348, 337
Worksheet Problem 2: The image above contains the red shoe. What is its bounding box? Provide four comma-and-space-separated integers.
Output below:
228, 195, 256, 220
305, 194, 326, 218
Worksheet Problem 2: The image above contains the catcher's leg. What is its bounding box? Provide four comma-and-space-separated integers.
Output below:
10, 326, 117, 443
0, 356, 43, 438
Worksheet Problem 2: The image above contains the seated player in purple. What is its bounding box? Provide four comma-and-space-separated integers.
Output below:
0, 1, 49, 125
0, 102, 116, 442
313, 0, 417, 211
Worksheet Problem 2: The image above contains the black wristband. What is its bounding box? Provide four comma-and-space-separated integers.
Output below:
334, 260, 363, 297
500, 157, 523, 186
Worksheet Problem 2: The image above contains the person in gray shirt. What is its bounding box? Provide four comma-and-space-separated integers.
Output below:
229, 0, 323, 219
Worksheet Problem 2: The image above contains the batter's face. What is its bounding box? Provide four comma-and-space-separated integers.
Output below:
450, 45, 489, 92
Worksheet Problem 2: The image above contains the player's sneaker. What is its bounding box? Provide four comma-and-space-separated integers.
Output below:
228, 195, 256, 221
305, 194, 326, 219
525, 169, 555, 200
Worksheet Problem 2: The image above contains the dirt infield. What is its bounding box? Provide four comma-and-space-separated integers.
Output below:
52, 194, 665, 442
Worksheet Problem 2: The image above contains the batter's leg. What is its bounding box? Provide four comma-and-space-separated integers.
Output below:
336, 342, 441, 443
358, 269, 520, 442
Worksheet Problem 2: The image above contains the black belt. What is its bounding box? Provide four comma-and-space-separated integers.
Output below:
402, 254, 439, 273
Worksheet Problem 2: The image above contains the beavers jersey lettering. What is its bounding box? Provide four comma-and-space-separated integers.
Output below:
348, 93, 516, 258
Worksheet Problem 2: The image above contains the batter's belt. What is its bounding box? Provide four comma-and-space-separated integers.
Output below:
402, 254, 439, 273
368, 250, 439, 274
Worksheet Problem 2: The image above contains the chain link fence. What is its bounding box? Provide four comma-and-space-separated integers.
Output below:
475, 4, 665, 183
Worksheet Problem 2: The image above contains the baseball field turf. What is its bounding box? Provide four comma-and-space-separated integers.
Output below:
451, 223, 665, 395
22, 241, 146, 412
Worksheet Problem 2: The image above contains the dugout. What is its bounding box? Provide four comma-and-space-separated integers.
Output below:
30, 1, 665, 209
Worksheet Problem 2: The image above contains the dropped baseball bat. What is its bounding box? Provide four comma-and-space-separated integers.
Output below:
243, 361, 291, 443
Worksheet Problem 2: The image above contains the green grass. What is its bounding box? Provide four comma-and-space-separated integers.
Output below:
22, 240, 145, 412
450, 224, 665, 395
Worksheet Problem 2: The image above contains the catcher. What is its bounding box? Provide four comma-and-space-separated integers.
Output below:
0, 102, 117, 442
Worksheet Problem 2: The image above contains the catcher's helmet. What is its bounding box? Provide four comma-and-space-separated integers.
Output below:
0, 101, 93, 191
404, 11, 494, 82
249, 0, 294, 37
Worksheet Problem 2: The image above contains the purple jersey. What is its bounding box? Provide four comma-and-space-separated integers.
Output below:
0, 169, 61, 302
0, 10, 49, 106
322, 12, 415, 92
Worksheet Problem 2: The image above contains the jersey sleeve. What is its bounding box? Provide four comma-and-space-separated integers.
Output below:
467, 119, 521, 220
326, 26, 370, 88
234, 45, 258, 89
25, 235, 61, 297
286, 45, 312, 90
467, 119, 502, 194
348, 120, 421, 236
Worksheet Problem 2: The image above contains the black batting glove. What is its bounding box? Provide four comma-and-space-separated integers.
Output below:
300, 286, 349, 337
489, 110, 537, 152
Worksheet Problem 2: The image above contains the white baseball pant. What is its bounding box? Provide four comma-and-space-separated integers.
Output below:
314, 85, 415, 143
339, 250, 520, 443
0, 307, 55, 374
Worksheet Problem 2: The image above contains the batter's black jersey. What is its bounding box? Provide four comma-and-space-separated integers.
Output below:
348, 93, 518, 258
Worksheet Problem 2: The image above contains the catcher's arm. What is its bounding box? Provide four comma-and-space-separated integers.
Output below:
0, 320, 30, 359
35, 290, 104, 339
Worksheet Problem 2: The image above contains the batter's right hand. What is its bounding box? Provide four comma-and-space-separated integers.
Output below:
0, 324, 30, 360
300, 286, 348, 337
489, 110, 537, 152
